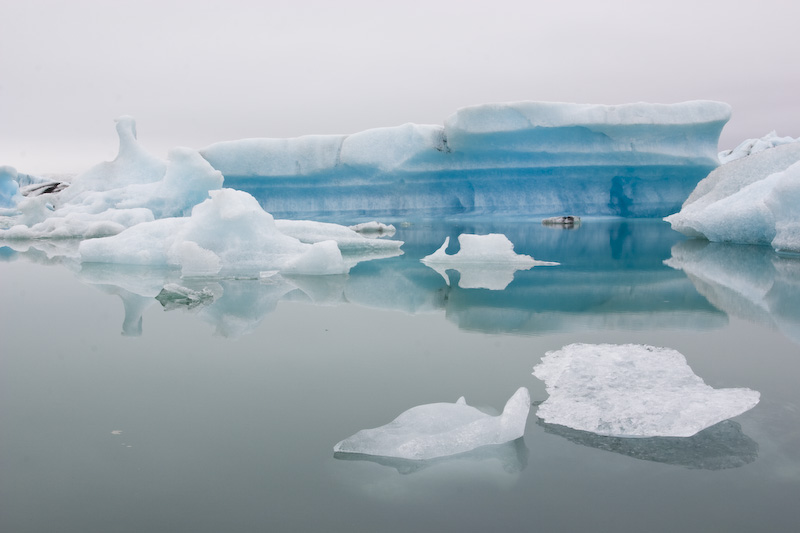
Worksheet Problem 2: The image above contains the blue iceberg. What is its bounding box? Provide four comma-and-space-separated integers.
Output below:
202, 100, 731, 219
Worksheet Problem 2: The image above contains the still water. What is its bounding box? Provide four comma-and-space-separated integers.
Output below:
1, 219, 799, 532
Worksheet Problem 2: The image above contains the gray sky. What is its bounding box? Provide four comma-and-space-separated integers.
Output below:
2, 0, 798, 173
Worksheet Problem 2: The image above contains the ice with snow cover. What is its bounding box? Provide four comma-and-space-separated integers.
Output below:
666, 135, 800, 253
421, 233, 558, 290
334, 387, 530, 460
533, 343, 759, 437
203, 101, 730, 219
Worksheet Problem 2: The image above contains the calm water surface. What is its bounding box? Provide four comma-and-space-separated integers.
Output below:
1, 219, 798, 532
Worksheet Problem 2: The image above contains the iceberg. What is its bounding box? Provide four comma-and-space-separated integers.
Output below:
421, 233, 558, 290
203, 100, 730, 219
333, 387, 531, 460
532, 343, 760, 437
79, 189, 351, 277
0, 117, 223, 239
665, 140, 800, 252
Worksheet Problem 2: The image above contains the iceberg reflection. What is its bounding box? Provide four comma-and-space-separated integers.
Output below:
2, 220, 735, 338
538, 418, 758, 470
666, 240, 800, 344
334, 438, 529, 475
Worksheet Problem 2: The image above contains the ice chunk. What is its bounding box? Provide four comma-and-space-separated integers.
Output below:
58, 116, 166, 201
80, 189, 349, 277
206, 100, 729, 218
542, 215, 581, 228
532, 343, 760, 437
666, 143, 800, 252
718, 131, 799, 164
334, 387, 530, 460
274, 219, 402, 254
421, 233, 558, 290
155, 283, 216, 310
348, 221, 396, 237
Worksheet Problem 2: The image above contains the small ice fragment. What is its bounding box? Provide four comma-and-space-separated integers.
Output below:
421, 233, 558, 290
532, 343, 760, 437
348, 221, 397, 237
111, 430, 123, 435
333, 387, 530, 460
542, 215, 581, 228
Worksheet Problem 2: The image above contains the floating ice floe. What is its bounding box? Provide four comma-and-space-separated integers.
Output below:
421, 233, 558, 290
532, 343, 760, 437
665, 140, 800, 253
334, 387, 531, 460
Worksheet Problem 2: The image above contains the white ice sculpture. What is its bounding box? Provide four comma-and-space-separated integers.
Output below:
532, 343, 760, 437
666, 141, 800, 253
334, 387, 531, 460
421, 233, 558, 290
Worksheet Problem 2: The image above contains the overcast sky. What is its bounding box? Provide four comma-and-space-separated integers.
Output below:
2, 0, 798, 173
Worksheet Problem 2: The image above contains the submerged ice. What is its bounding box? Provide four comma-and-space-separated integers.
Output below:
334, 387, 531, 460
532, 343, 759, 437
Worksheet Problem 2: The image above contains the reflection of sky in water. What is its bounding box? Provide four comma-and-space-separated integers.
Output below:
1, 219, 800, 532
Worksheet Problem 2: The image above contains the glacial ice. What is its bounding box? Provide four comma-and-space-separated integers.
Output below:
204, 100, 730, 218
532, 343, 760, 437
333, 387, 531, 460
0, 118, 223, 239
666, 141, 800, 252
1, 116, 406, 277
79, 189, 350, 277
421, 233, 558, 290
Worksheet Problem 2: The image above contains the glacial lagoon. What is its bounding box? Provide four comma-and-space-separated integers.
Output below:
1, 218, 799, 532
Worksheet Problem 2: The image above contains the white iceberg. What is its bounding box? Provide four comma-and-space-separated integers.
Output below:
0, 117, 223, 239
421, 233, 558, 290
665, 141, 800, 252
79, 188, 349, 277
532, 343, 759, 437
333, 387, 531, 460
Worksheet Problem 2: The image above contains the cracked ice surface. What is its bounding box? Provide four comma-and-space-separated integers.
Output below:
532, 343, 759, 437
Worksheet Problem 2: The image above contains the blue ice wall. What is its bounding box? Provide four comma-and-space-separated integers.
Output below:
201, 101, 730, 220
